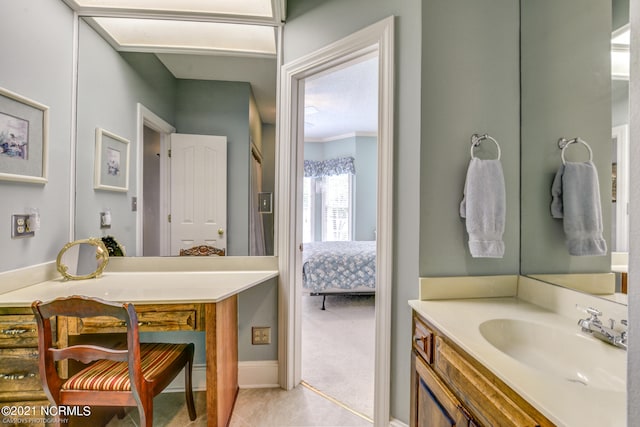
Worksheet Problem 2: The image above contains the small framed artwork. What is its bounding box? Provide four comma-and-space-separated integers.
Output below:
258, 192, 273, 213
94, 128, 130, 192
0, 87, 49, 184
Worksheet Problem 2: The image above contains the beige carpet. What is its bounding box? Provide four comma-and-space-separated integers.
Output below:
301, 294, 375, 419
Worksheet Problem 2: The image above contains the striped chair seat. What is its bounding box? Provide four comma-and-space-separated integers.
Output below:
62, 343, 189, 391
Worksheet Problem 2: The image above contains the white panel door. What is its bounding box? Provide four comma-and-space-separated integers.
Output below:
170, 134, 227, 255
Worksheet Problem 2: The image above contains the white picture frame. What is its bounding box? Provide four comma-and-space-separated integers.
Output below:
0, 87, 49, 184
94, 127, 130, 192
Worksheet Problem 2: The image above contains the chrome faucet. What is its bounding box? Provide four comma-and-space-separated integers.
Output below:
576, 305, 627, 350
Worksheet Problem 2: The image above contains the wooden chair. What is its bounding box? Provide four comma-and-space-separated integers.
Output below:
179, 245, 226, 256
31, 295, 196, 426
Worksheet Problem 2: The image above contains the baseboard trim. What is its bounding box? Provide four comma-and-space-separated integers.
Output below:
389, 418, 409, 427
165, 363, 207, 393
164, 360, 279, 393
238, 360, 279, 388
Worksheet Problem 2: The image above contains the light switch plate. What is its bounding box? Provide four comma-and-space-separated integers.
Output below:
100, 212, 111, 229
11, 215, 35, 238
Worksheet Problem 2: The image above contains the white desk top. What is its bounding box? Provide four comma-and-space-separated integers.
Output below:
0, 270, 278, 307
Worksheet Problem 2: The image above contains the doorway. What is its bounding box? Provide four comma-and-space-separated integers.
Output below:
277, 17, 394, 426
299, 54, 379, 420
136, 104, 175, 256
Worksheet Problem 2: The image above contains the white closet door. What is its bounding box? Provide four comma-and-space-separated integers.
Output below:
170, 133, 227, 255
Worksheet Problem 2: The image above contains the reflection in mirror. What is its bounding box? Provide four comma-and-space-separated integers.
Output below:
74, 15, 277, 257
520, 0, 629, 303
56, 238, 109, 281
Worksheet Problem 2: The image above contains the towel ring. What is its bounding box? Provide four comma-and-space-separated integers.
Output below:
558, 137, 593, 165
470, 133, 501, 160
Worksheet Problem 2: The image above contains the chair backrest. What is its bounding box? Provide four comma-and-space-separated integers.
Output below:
179, 245, 226, 256
31, 295, 142, 402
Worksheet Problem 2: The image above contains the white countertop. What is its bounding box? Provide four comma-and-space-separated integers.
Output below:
0, 270, 279, 307
611, 264, 628, 273
409, 297, 626, 427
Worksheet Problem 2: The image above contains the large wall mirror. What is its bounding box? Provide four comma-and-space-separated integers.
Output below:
72, 4, 282, 257
520, 0, 629, 303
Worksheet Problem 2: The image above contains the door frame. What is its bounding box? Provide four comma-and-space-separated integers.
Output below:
613, 124, 629, 251
135, 103, 175, 256
276, 16, 394, 426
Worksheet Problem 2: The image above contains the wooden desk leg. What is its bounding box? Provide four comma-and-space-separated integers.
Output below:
205, 295, 239, 427
622, 272, 628, 294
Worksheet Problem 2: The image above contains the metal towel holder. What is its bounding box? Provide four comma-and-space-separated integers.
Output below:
470, 133, 501, 160
558, 137, 593, 165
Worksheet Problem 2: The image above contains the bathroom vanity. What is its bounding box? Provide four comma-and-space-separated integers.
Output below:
411, 310, 552, 426
0, 258, 278, 427
410, 276, 627, 427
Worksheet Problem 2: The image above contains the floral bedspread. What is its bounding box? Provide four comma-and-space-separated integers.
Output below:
302, 241, 376, 293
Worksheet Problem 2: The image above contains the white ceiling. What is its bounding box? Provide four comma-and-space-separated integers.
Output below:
71, 0, 274, 17
68, 0, 379, 136
304, 56, 379, 140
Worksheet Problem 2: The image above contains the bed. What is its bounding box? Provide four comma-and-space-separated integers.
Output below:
302, 240, 376, 309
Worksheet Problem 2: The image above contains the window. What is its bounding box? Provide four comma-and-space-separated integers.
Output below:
322, 174, 353, 241
302, 177, 315, 242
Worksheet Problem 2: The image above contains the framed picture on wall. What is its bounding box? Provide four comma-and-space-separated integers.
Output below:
0, 87, 49, 184
94, 128, 130, 192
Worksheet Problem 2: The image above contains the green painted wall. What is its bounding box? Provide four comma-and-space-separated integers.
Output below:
285, 0, 422, 422
76, 20, 177, 254
520, 0, 612, 274
0, 0, 74, 273
174, 79, 252, 256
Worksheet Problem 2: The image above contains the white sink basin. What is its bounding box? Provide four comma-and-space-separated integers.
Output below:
479, 318, 626, 392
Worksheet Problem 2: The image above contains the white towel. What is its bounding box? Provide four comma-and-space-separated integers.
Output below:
460, 158, 506, 258
550, 161, 607, 256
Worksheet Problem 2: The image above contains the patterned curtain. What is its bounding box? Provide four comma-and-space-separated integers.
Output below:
304, 156, 356, 178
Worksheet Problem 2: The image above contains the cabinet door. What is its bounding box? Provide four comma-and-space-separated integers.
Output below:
434, 337, 538, 427
413, 353, 475, 427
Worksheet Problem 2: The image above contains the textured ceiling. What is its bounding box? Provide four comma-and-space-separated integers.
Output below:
304, 55, 379, 140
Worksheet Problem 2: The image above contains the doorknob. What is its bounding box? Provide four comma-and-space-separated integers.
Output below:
218, 228, 224, 235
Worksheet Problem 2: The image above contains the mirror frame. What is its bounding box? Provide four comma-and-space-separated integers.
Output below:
56, 238, 110, 280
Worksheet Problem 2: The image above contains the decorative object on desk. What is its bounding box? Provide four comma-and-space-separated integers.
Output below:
180, 245, 226, 256
0, 87, 49, 184
551, 137, 607, 256
94, 127, 130, 192
31, 295, 197, 427
101, 235, 125, 257
460, 133, 506, 258
56, 238, 110, 280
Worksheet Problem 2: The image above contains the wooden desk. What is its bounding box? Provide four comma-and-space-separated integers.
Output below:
0, 270, 278, 427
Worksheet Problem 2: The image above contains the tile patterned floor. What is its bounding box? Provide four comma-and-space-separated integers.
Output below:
105, 387, 372, 427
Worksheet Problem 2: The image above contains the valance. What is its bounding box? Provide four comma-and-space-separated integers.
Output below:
304, 156, 356, 178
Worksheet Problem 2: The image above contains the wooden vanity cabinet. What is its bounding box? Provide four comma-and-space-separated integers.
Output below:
0, 304, 205, 417
56, 303, 205, 378
411, 311, 554, 427
412, 352, 478, 427
0, 307, 52, 426
64, 303, 205, 335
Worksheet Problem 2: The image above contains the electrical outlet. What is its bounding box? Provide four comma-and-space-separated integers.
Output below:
252, 326, 271, 345
11, 215, 35, 238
